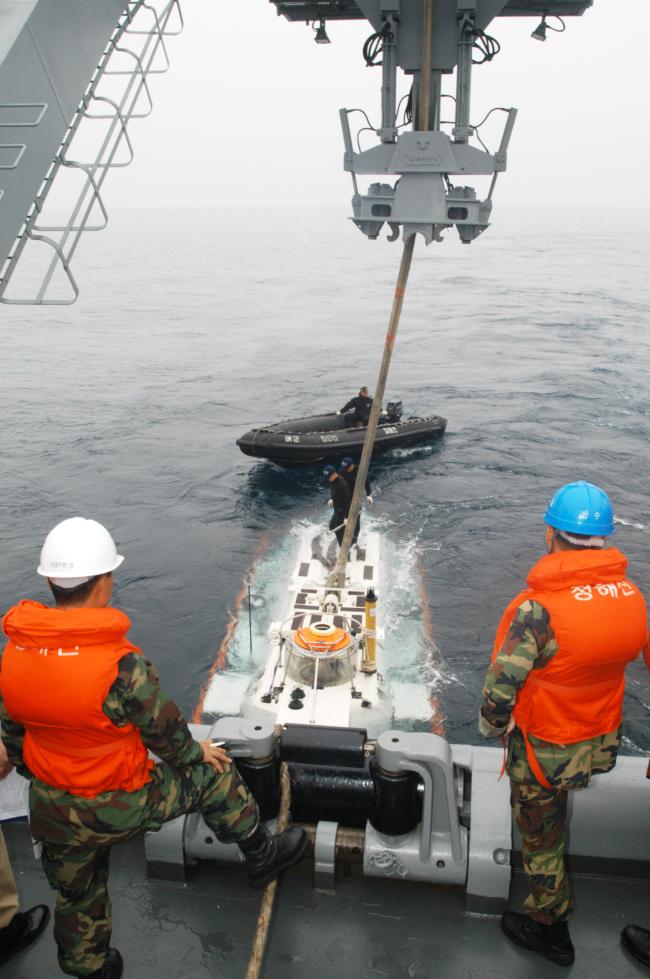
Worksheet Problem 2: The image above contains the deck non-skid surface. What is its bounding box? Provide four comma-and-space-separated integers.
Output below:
4, 821, 650, 978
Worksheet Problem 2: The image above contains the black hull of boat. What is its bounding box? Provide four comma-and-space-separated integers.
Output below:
237, 413, 447, 464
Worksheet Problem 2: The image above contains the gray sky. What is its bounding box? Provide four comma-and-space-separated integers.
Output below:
104, 0, 649, 215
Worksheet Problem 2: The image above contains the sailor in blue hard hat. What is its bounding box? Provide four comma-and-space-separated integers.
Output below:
479, 480, 649, 967
323, 464, 350, 547
543, 480, 614, 548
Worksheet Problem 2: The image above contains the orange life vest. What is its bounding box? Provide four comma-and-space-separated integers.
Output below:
492, 548, 647, 788
1, 600, 153, 798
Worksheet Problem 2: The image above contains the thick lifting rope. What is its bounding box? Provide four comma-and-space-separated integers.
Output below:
245, 761, 291, 979
327, 0, 435, 589
245, 6, 436, 973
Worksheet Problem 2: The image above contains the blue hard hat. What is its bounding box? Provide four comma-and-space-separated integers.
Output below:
543, 481, 615, 537
340, 457, 354, 470
323, 465, 336, 477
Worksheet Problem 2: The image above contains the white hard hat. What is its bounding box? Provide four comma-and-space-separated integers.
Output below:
38, 517, 124, 584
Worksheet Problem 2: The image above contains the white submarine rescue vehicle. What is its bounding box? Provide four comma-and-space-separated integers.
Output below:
242, 530, 392, 736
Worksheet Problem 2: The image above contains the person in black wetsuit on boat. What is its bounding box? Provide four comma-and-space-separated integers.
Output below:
339, 457, 373, 547
337, 387, 373, 428
324, 464, 350, 548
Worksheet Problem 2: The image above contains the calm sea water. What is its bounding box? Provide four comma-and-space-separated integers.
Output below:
1, 205, 649, 750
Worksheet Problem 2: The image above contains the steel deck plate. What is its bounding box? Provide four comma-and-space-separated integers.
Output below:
4, 820, 649, 978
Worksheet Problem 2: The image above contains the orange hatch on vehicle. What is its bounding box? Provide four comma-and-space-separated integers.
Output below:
293, 623, 351, 652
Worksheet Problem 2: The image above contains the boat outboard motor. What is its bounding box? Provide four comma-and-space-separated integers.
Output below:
386, 401, 403, 422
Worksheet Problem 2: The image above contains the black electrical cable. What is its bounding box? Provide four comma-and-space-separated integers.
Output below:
468, 106, 510, 155
344, 108, 378, 152
346, 107, 376, 132
471, 105, 510, 130
395, 93, 409, 118
471, 27, 501, 65
362, 31, 383, 66
546, 15, 566, 32
403, 88, 456, 126
473, 130, 490, 154
356, 126, 375, 154
395, 93, 412, 130
362, 20, 395, 67
404, 85, 412, 125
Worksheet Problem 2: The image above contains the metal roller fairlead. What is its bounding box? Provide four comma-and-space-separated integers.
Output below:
144, 717, 648, 915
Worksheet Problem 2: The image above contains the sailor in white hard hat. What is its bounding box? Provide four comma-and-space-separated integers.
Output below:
0, 517, 306, 979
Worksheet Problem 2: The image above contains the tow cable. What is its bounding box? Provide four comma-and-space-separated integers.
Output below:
244, 3, 436, 975
327, 0, 435, 588
244, 762, 291, 979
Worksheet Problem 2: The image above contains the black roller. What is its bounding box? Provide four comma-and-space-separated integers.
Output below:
281, 724, 367, 768
236, 755, 281, 822
288, 762, 374, 828
369, 760, 422, 836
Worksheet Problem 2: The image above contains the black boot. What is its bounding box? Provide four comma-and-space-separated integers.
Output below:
83, 947, 124, 978
501, 911, 575, 966
622, 925, 650, 966
238, 824, 307, 889
0, 904, 50, 966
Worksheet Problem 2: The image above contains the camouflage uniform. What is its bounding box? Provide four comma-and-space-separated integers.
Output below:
479, 599, 620, 924
0, 653, 258, 977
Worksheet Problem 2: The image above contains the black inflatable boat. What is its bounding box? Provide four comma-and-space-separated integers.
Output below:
236, 401, 447, 465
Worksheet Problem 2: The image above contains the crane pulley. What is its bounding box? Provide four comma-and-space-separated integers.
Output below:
272, 0, 591, 244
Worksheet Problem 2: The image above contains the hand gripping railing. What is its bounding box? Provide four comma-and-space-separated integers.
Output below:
0, 0, 183, 305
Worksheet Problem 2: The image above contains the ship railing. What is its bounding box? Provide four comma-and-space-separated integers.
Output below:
0, 0, 183, 305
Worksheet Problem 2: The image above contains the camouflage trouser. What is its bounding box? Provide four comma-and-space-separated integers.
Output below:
511, 779, 571, 925
29, 761, 258, 977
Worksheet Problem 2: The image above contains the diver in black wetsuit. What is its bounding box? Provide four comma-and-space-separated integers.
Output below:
336, 386, 373, 428
339, 457, 373, 503
324, 464, 350, 547
339, 457, 373, 545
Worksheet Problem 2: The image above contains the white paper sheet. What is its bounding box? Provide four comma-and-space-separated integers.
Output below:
0, 770, 29, 821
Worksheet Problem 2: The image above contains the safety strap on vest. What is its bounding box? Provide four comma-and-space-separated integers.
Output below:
517, 673, 623, 790
518, 725, 552, 790
496, 725, 553, 790
28, 732, 136, 758
525, 673, 618, 695
498, 734, 507, 781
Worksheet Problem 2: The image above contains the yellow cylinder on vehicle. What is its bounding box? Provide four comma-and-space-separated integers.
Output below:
362, 587, 377, 674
